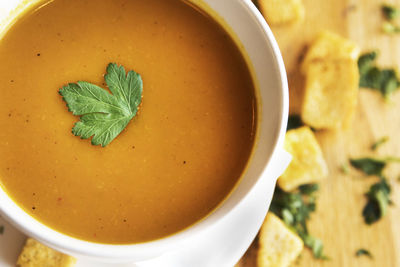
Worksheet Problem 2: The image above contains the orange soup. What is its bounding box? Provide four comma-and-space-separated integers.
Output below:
0, 0, 256, 244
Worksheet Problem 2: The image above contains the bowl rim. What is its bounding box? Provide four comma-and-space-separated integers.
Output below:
0, 0, 289, 260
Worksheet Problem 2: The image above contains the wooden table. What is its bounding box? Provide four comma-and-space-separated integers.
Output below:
237, 0, 400, 266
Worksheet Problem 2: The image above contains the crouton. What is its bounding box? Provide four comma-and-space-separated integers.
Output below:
17, 238, 76, 267
301, 31, 360, 129
257, 213, 304, 267
301, 31, 360, 71
302, 59, 359, 129
258, 0, 305, 25
278, 126, 328, 191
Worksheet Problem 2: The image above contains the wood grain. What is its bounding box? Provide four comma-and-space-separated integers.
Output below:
237, 0, 400, 266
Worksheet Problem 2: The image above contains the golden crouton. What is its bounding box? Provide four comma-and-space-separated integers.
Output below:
302, 59, 359, 129
278, 127, 328, 191
17, 238, 76, 267
257, 213, 304, 267
301, 31, 360, 70
258, 0, 305, 25
301, 31, 360, 129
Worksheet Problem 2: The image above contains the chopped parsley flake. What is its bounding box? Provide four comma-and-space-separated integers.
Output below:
356, 248, 373, 258
350, 158, 387, 176
382, 4, 400, 20
371, 136, 389, 150
382, 21, 400, 34
358, 52, 400, 99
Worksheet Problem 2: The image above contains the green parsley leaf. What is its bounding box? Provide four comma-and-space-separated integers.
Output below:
59, 63, 143, 147
270, 185, 328, 259
0, 225, 4, 235
287, 114, 303, 131
350, 158, 386, 176
382, 4, 400, 20
302, 235, 329, 260
358, 52, 400, 99
350, 156, 400, 176
371, 136, 389, 150
356, 248, 373, 258
363, 178, 391, 224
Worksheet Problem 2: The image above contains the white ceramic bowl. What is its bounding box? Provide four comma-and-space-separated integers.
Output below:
0, 0, 290, 265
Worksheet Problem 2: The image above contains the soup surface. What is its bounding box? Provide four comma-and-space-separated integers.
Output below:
0, 0, 256, 243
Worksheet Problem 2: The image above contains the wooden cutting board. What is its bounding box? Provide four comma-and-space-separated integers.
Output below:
237, 0, 400, 266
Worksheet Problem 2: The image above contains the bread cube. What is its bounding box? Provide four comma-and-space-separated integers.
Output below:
17, 238, 76, 267
301, 31, 360, 70
302, 59, 359, 129
278, 126, 328, 191
258, 0, 305, 25
257, 213, 304, 267
301, 31, 360, 129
